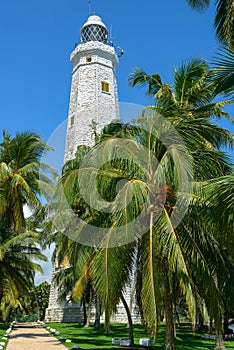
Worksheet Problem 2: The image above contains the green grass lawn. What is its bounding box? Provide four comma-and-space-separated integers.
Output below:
47, 322, 234, 349
0, 324, 10, 349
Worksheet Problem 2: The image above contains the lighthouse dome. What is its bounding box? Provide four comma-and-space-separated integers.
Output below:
80, 15, 108, 43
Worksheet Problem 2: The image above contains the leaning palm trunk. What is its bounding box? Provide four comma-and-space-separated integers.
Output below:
82, 296, 87, 327
163, 258, 176, 350
120, 293, 134, 345
128, 269, 137, 328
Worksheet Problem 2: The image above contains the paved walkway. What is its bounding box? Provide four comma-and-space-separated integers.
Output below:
6, 322, 67, 350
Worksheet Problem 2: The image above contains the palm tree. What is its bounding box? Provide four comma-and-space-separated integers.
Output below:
0, 130, 53, 232
70, 117, 231, 348
45, 132, 142, 339
0, 130, 54, 319
128, 58, 233, 349
128, 59, 233, 349
57, 126, 228, 347
185, 0, 234, 47
52, 59, 233, 349
51, 139, 138, 341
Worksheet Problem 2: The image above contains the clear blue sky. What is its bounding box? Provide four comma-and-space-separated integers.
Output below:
1, 0, 233, 141
1, 0, 233, 284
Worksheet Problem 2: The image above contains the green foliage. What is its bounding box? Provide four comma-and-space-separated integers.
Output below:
211, 47, 234, 97
35, 281, 50, 319
14, 281, 50, 321
0, 130, 54, 320
48, 57, 234, 350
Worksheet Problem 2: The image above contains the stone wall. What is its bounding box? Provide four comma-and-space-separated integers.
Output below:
45, 269, 141, 324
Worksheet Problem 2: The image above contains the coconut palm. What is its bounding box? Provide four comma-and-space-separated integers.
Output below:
66, 116, 231, 349
128, 59, 233, 349
52, 58, 233, 349
51, 136, 138, 342
0, 130, 53, 232
83, 59, 233, 348
127, 58, 233, 349
0, 130, 54, 319
57, 124, 229, 347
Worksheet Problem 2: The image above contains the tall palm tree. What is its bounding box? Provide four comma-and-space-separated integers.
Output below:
52, 59, 233, 349
128, 58, 233, 349
58, 128, 230, 347
0, 130, 54, 318
64, 116, 231, 348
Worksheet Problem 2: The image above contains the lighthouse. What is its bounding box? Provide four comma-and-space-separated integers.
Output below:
45, 14, 140, 324
64, 14, 120, 161
45, 14, 120, 323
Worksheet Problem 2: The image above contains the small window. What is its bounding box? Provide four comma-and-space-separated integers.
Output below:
101, 81, 110, 93
86, 56, 92, 63
70, 116, 74, 127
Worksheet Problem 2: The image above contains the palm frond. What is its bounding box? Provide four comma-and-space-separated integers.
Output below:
185, 0, 210, 11
214, 0, 234, 47
211, 47, 234, 96
129, 67, 163, 97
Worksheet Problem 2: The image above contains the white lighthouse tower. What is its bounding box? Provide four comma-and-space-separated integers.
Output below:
64, 14, 120, 161
45, 14, 121, 323
45, 14, 140, 324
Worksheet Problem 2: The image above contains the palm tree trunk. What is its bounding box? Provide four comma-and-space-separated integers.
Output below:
172, 272, 177, 336
129, 274, 136, 315
120, 293, 134, 345
215, 328, 225, 350
82, 296, 87, 327
85, 288, 92, 327
163, 258, 176, 350
128, 270, 137, 328
94, 296, 101, 329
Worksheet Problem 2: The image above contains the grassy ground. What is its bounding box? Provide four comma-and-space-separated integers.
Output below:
47, 322, 234, 349
0, 323, 9, 349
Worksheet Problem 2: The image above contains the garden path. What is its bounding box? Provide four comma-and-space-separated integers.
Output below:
6, 322, 67, 350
